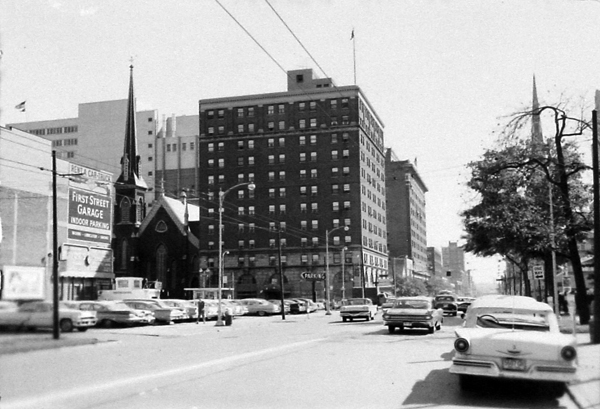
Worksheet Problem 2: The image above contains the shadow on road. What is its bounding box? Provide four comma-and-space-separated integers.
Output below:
403, 368, 566, 408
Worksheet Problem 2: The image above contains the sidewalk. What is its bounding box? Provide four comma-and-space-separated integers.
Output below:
559, 315, 600, 409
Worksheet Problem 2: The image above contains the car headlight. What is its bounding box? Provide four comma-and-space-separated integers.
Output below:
424, 314, 433, 320
454, 338, 470, 353
561, 346, 577, 361
382, 314, 389, 320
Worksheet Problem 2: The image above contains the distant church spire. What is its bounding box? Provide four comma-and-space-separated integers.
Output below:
117, 64, 147, 189
531, 75, 544, 145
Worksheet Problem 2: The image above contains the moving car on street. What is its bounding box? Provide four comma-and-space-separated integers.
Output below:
450, 295, 577, 397
340, 298, 377, 322
434, 294, 458, 316
382, 296, 443, 334
0, 301, 96, 332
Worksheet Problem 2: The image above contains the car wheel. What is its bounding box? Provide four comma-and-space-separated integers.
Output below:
59, 319, 74, 333
258, 311, 266, 316
100, 319, 113, 328
342, 317, 347, 322
428, 325, 434, 334
77, 327, 88, 332
436, 321, 442, 330
388, 326, 395, 334
349, 318, 353, 322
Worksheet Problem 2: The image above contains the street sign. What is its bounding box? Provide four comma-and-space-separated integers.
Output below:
533, 265, 544, 280
300, 272, 325, 281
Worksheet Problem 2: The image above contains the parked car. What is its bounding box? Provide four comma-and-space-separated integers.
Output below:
68, 301, 148, 328
434, 294, 458, 316
340, 298, 378, 322
123, 300, 185, 324
297, 298, 318, 313
382, 296, 443, 334
0, 301, 96, 332
162, 299, 198, 321
289, 299, 308, 314
238, 299, 281, 316
450, 295, 577, 397
268, 299, 290, 314
224, 300, 248, 316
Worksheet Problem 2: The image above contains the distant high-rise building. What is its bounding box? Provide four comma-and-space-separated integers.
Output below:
442, 241, 465, 291
385, 149, 428, 280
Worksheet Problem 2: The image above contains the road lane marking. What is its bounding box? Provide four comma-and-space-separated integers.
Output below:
4, 338, 325, 409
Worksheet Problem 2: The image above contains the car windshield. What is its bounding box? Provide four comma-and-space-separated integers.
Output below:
393, 300, 429, 309
474, 310, 551, 331
343, 299, 369, 306
435, 296, 455, 302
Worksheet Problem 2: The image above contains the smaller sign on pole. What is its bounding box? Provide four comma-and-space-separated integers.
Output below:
533, 265, 544, 280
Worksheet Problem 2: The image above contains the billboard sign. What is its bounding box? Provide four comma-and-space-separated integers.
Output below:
67, 164, 112, 247
1, 266, 45, 300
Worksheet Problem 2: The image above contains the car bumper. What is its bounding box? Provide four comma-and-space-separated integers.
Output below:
341, 312, 370, 317
384, 319, 433, 329
75, 318, 97, 328
450, 357, 577, 382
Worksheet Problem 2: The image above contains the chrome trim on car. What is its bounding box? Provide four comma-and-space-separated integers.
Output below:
452, 359, 493, 368
535, 366, 577, 373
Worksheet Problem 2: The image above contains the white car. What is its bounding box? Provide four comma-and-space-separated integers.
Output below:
450, 295, 577, 397
340, 298, 377, 322
0, 301, 97, 332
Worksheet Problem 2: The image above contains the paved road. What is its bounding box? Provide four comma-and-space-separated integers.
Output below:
0, 312, 579, 409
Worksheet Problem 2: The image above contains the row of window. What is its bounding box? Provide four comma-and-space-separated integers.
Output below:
165, 142, 195, 152
205, 133, 350, 153
52, 138, 78, 147
29, 125, 78, 136
206, 98, 350, 121
203, 251, 356, 268
205, 201, 352, 218
207, 116, 350, 135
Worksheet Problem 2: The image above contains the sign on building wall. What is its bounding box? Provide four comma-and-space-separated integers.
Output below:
67, 164, 112, 248
1, 266, 45, 300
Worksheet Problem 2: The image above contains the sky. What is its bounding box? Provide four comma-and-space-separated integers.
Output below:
2, 0, 600, 291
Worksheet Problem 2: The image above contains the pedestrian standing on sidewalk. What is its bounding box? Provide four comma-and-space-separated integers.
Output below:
197, 300, 205, 324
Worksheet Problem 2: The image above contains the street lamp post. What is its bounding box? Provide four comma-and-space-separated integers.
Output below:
216, 182, 255, 326
325, 226, 349, 315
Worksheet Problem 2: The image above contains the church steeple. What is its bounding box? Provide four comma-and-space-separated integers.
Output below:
117, 64, 147, 189
531, 75, 544, 145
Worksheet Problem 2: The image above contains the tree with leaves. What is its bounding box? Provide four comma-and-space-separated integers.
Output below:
395, 276, 427, 297
462, 103, 593, 324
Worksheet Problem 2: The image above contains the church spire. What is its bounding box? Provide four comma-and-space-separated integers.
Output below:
117, 64, 147, 189
531, 75, 544, 145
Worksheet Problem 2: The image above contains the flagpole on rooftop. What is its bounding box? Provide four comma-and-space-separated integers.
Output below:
351, 28, 356, 85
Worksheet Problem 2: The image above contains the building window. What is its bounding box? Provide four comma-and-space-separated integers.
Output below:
238, 240, 245, 249
207, 143, 214, 153
331, 150, 339, 160
238, 124, 244, 133
218, 126, 225, 134
301, 221, 307, 231
279, 204, 286, 214
237, 108, 244, 117
269, 205, 276, 216
333, 202, 340, 212
299, 119, 306, 129
279, 154, 285, 164
310, 135, 317, 145
218, 159, 225, 168
268, 155, 275, 165
311, 220, 319, 231
279, 121, 285, 130
342, 116, 349, 125
343, 149, 349, 158
268, 121, 275, 131
300, 203, 307, 213
218, 142, 225, 151
249, 206, 255, 215
299, 102, 306, 111
332, 184, 339, 194
238, 141, 244, 150
278, 104, 285, 114
268, 105, 275, 115
341, 98, 349, 108
269, 188, 276, 198
310, 169, 317, 178
218, 109, 225, 119
238, 207, 245, 216
268, 172, 275, 181
301, 238, 308, 247
299, 135, 306, 145
343, 167, 350, 175
343, 184, 351, 192
300, 186, 307, 195
310, 152, 317, 162
299, 152, 307, 162
300, 169, 307, 179
311, 203, 318, 214
310, 186, 318, 197
279, 187, 286, 197
248, 107, 255, 117
330, 100, 338, 109
207, 110, 214, 119
238, 157, 244, 166
279, 171, 285, 181
310, 118, 317, 128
